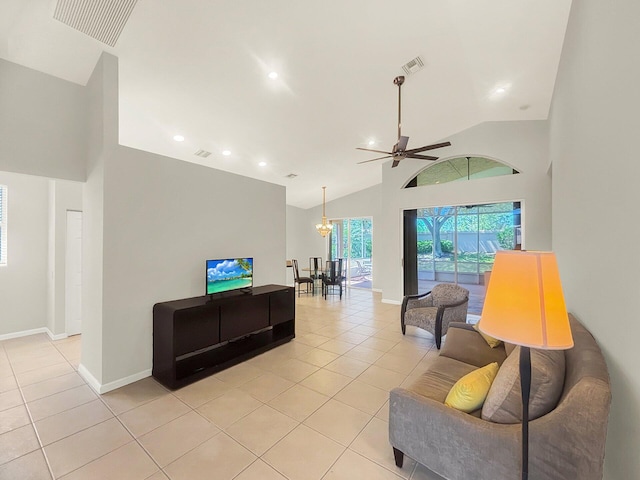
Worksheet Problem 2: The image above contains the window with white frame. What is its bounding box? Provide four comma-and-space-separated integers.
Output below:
0, 185, 6, 265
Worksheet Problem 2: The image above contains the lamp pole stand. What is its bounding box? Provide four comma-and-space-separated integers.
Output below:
520, 346, 531, 480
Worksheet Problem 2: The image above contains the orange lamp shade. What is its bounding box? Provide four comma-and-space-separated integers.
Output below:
478, 251, 574, 350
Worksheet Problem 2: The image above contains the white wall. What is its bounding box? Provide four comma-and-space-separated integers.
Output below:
549, 1, 640, 477
379, 121, 551, 302
286, 204, 314, 286
98, 145, 286, 385
0, 59, 87, 181
80, 53, 118, 384
0, 172, 49, 336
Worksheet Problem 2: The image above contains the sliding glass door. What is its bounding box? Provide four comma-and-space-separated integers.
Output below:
404, 202, 521, 311
329, 217, 373, 289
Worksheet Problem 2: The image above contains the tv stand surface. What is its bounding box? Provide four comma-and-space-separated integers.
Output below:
153, 284, 295, 390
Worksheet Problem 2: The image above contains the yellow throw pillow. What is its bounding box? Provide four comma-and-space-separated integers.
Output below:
473, 323, 503, 348
444, 362, 499, 413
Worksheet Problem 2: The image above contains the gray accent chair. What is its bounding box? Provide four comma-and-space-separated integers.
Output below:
401, 284, 469, 349
389, 315, 611, 480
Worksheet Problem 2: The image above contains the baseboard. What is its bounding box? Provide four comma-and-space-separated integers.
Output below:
372, 288, 382, 293
100, 369, 153, 394
46, 329, 68, 341
78, 364, 153, 394
78, 364, 102, 393
0, 327, 70, 342
381, 298, 402, 305
0, 327, 49, 342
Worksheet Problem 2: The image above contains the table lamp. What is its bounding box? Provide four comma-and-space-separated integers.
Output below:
478, 250, 573, 480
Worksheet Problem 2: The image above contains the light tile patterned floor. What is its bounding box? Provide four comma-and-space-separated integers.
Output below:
0, 289, 447, 480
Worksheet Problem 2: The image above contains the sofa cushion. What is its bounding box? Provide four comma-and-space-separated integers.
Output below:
440, 324, 507, 368
444, 362, 499, 413
472, 323, 502, 348
481, 346, 566, 424
407, 356, 478, 404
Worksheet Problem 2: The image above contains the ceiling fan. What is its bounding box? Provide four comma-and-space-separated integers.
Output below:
357, 76, 452, 168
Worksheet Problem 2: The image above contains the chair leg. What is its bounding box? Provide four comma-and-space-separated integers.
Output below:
400, 317, 406, 335
435, 319, 443, 349
393, 447, 404, 468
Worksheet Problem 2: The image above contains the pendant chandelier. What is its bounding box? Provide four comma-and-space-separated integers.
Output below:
315, 186, 334, 237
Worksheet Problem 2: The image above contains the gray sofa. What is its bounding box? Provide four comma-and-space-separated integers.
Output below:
389, 314, 611, 480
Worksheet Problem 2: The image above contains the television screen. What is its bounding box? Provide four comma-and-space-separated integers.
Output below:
206, 258, 253, 295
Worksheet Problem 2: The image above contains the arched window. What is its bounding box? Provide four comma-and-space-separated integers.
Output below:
405, 156, 519, 188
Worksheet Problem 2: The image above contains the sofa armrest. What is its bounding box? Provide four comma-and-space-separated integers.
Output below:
389, 387, 519, 480
525, 379, 610, 479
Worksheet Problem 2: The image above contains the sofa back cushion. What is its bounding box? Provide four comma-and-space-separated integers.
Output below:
481, 346, 565, 423
440, 324, 507, 368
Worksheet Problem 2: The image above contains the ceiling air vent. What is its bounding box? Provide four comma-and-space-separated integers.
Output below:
401, 56, 425, 76
53, 0, 139, 47
194, 149, 212, 158
285, 173, 298, 179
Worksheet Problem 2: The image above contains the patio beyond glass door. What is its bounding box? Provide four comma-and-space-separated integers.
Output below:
329, 217, 373, 289
404, 202, 521, 313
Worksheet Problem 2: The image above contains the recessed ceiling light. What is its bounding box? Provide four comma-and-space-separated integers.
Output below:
368, 139, 375, 146
258, 161, 267, 167
222, 150, 231, 156
173, 135, 185, 142
494, 87, 507, 95
268, 72, 278, 79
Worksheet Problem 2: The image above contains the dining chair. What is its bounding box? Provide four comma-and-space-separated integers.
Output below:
292, 259, 314, 296
322, 259, 344, 299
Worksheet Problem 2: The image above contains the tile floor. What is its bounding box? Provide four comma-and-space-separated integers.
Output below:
0, 289, 448, 480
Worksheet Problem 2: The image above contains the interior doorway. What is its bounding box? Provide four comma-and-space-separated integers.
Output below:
65, 210, 82, 336
329, 217, 373, 290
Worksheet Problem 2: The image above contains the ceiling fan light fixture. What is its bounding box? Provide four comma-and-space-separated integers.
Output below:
356, 76, 451, 168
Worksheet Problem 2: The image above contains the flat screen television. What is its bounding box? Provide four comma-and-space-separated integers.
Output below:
206, 258, 253, 295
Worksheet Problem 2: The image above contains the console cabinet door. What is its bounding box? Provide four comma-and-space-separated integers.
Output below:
174, 306, 220, 357
220, 295, 269, 341
270, 289, 295, 325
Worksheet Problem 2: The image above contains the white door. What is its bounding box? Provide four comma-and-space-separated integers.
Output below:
65, 211, 82, 336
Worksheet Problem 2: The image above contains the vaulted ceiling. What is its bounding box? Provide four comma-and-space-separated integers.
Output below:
0, 0, 572, 208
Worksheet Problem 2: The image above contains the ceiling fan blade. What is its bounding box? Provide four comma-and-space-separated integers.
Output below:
404, 141, 452, 155
392, 159, 401, 168
357, 155, 393, 164
356, 147, 393, 155
397, 136, 409, 151
407, 153, 439, 161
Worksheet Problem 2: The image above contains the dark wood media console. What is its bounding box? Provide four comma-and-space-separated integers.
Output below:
153, 284, 295, 389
